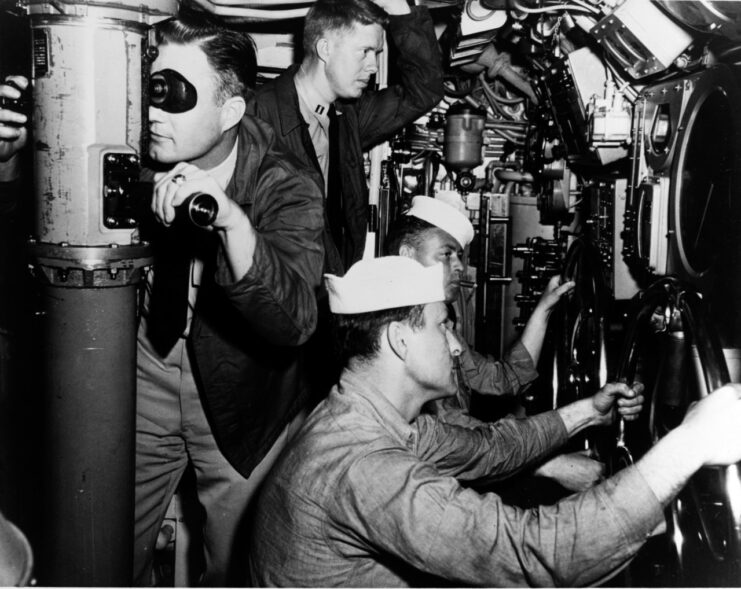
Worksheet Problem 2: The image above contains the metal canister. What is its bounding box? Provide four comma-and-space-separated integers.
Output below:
444, 102, 486, 170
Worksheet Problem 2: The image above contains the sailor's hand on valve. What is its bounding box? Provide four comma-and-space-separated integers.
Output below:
153, 162, 239, 230
535, 274, 575, 316
591, 381, 645, 427
0, 75, 29, 164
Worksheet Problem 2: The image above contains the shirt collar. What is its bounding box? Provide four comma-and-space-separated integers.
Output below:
337, 370, 417, 444
294, 68, 332, 126
206, 137, 239, 190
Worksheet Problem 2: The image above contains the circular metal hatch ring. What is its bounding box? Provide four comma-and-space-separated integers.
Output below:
670, 66, 741, 279
612, 277, 741, 582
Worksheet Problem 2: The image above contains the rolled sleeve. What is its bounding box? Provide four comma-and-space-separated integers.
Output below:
416, 411, 568, 481
460, 339, 538, 397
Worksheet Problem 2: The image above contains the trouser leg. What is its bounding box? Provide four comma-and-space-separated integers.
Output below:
133, 336, 190, 586
134, 327, 308, 586
181, 341, 307, 586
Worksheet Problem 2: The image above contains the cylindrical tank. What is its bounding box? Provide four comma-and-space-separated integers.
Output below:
23, 1, 176, 585
30, 11, 146, 245
443, 102, 486, 170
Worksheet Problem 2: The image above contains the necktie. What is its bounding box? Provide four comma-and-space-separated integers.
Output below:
146, 224, 192, 357
326, 107, 345, 259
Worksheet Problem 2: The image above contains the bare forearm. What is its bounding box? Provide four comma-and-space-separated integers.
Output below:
517, 307, 549, 365
634, 428, 703, 505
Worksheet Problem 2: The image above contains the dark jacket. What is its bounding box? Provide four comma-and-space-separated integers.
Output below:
245, 6, 444, 274
0, 178, 24, 333
144, 115, 324, 477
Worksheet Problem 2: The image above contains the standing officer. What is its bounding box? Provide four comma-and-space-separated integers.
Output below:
247, 0, 444, 403
134, 12, 323, 586
247, 0, 443, 274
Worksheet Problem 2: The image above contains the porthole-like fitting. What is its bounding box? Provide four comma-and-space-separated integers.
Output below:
673, 88, 733, 278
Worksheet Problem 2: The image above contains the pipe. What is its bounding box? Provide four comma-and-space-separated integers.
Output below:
190, 0, 309, 19
37, 272, 140, 586
494, 169, 534, 183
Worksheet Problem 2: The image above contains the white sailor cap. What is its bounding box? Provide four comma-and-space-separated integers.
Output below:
405, 195, 475, 248
325, 256, 446, 314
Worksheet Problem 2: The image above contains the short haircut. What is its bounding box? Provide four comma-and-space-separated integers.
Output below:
155, 6, 257, 103
384, 214, 439, 256
332, 304, 425, 369
303, 0, 389, 59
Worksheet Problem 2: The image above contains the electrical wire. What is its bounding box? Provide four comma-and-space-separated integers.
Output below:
509, 0, 599, 15
715, 44, 741, 62
492, 124, 527, 139
570, 0, 600, 14
476, 86, 506, 119
478, 72, 526, 106
603, 58, 638, 102
490, 126, 526, 145
479, 74, 521, 120
485, 120, 529, 131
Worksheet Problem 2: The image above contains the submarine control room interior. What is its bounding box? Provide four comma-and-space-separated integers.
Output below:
2, 0, 741, 586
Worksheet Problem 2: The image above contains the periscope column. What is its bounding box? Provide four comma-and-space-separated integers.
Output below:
23, 1, 176, 585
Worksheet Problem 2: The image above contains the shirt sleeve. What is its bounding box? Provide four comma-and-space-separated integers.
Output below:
460, 339, 538, 397
414, 411, 567, 481
333, 445, 664, 587
354, 6, 444, 150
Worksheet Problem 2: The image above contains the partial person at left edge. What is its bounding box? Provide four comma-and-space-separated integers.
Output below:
0, 9, 326, 584
0, 75, 28, 184
0, 74, 30, 330
0, 73, 35, 588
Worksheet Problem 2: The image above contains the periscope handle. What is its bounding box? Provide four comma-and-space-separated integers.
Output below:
181, 192, 218, 228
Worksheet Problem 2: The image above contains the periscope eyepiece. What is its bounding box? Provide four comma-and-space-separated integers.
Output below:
182, 193, 218, 228
149, 69, 197, 114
